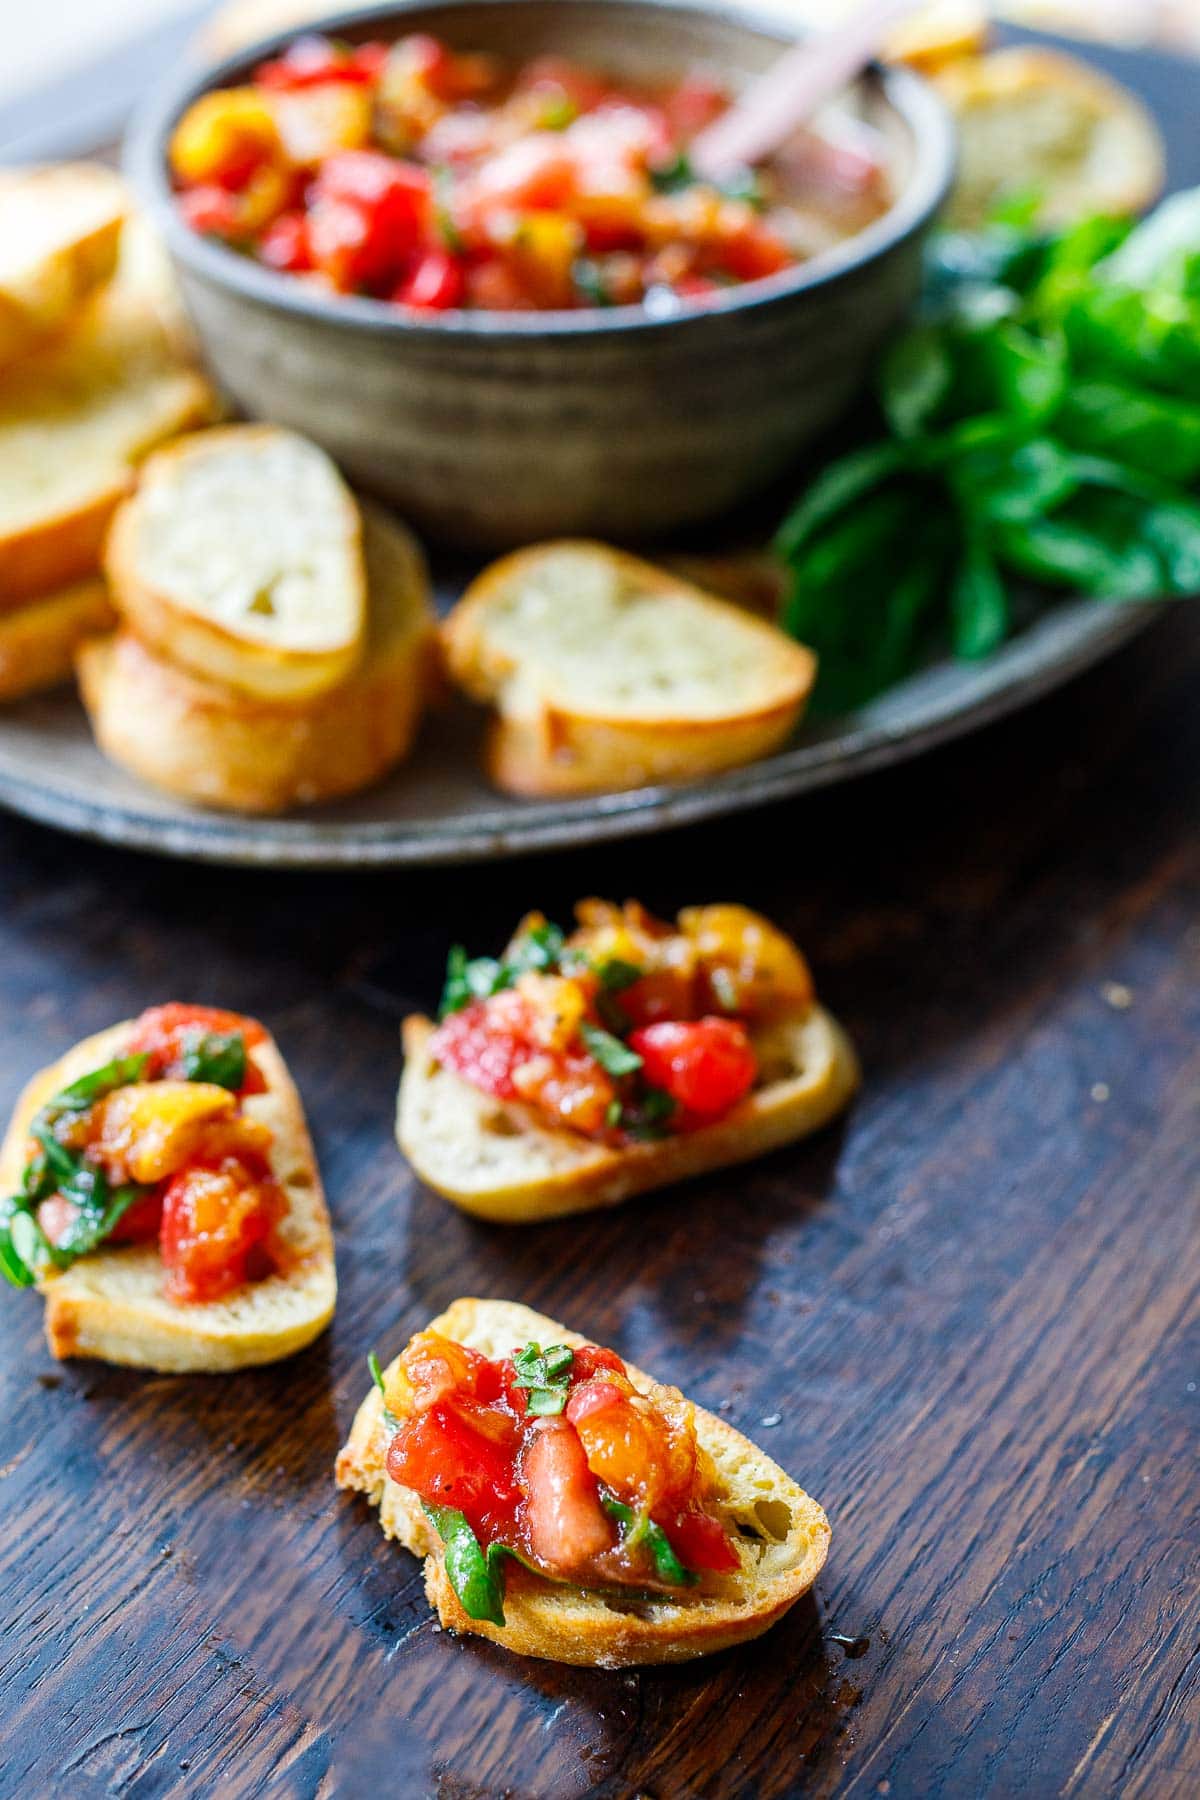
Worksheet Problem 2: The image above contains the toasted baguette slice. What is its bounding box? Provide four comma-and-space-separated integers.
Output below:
0, 164, 127, 369
935, 46, 1165, 230
0, 577, 115, 703
0, 240, 217, 607
0, 1020, 336, 1371
79, 505, 434, 813
884, 1, 989, 71
105, 425, 368, 703
441, 542, 817, 797
336, 1296, 830, 1666
398, 1004, 858, 1224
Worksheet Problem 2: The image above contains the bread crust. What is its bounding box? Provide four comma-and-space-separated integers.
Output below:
104, 425, 368, 703
0, 1020, 336, 1371
0, 164, 127, 368
335, 1297, 831, 1667
936, 45, 1166, 229
441, 541, 816, 797
397, 1004, 859, 1224
0, 578, 115, 702
79, 506, 435, 814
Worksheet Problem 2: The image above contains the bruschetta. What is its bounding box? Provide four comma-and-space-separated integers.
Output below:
398, 901, 858, 1223
0, 1005, 335, 1371
336, 1297, 830, 1667
0, 163, 127, 369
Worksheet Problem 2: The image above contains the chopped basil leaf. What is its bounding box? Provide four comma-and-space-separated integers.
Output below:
618, 1086, 678, 1142
507, 922, 566, 975
650, 152, 693, 195
180, 1031, 247, 1091
605, 1097, 623, 1130
432, 166, 465, 253
717, 164, 765, 210
512, 1340, 574, 1415
600, 1491, 697, 1587
49, 1053, 150, 1116
571, 257, 614, 308
422, 1502, 507, 1625
438, 922, 570, 1017
51, 1170, 148, 1261
0, 1219, 34, 1288
7, 1208, 53, 1284
596, 958, 642, 994
368, 1350, 401, 1432
30, 1121, 81, 1186
579, 1022, 643, 1078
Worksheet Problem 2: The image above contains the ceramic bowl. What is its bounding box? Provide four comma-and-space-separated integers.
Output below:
128, 0, 955, 548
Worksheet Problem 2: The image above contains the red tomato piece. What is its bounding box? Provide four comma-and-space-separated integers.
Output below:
628, 1017, 757, 1119
386, 1401, 521, 1540
717, 222, 793, 283
521, 1419, 613, 1570
395, 247, 465, 309
129, 1004, 267, 1094
469, 135, 578, 211
429, 1000, 530, 1101
565, 1378, 625, 1424
258, 209, 313, 272
159, 1157, 282, 1304
309, 151, 432, 288
40, 1188, 165, 1248
178, 183, 244, 239
255, 34, 384, 90
663, 1506, 740, 1573
571, 1344, 628, 1382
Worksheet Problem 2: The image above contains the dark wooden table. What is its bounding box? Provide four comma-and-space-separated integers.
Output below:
1, 596, 1196, 1799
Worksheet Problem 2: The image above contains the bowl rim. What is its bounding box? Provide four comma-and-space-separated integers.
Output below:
126, 0, 957, 341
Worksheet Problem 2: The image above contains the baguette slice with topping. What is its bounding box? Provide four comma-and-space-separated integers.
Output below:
336, 1297, 831, 1667
399, 1003, 857, 1224
105, 425, 368, 703
80, 505, 433, 813
0, 1019, 335, 1371
441, 542, 817, 797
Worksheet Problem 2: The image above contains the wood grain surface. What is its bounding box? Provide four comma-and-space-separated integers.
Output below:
0, 600, 1196, 1799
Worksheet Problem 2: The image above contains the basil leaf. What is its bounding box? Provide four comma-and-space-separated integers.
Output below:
600, 1491, 697, 1588
506, 922, 566, 976
8, 1209, 52, 1283
180, 1031, 246, 1091
30, 1121, 82, 1186
422, 1502, 507, 1625
512, 1341, 574, 1415
368, 1350, 401, 1432
881, 326, 953, 439
596, 958, 642, 994
649, 151, 693, 195
579, 1022, 642, 1078
951, 534, 1009, 660
49, 1054, 149, 1116
0, 1220, 35, 1288
438, 946, 510, 1018
50, 1170, 148, 1260
773, 442, 905, 561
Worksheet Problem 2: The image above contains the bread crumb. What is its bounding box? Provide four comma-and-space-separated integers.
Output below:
759, 1413, 782, 1429
1101, 982, 1133, 1010
1091, 1083, 1110, 1103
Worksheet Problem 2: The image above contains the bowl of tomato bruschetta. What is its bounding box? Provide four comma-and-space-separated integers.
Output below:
128, 0, 954, 547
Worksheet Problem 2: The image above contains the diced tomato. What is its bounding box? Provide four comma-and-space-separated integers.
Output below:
429, 1000, 530, 1101
571, 1344, 628, 1382
386, 1400, 521, 1540
717, 221, 793, 283
663, 1507, 740, 1573
129, 1004, 267, 1095
662, 74, 728, 141
673, 272, 720, 299
521, 1419, 613, 1570
178, 183, 244, 240
258, 209, 313, 272
628, 1017, 757, 1119
159, 1156, 282, 1304
309, 151, 432, 288
565, 1378, 625, 1424
468, 135, 578, 211
464, 257, 538, 311
255, 34, 386, 91
395, 247, 465, 309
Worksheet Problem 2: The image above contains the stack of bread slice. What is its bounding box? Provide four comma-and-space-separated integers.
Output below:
0, 168, 219, 703
79, 424, 437, 813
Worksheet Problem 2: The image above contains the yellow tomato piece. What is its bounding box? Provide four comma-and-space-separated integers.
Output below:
509, 211, 584, 308
170, 87, 286, 188
92, 1081, 238, 1185
679, 904, 815, 1017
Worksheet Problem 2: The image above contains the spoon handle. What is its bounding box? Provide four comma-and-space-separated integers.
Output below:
689, 0, 917, 181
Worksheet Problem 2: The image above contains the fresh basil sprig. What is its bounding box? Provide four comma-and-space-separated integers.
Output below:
775, 187, 1200, 712
511, 1341, 574, 1415
600, 1491, 697, 1587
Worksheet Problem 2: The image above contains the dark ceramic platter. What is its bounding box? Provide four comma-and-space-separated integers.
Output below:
0, 23, 1189, 868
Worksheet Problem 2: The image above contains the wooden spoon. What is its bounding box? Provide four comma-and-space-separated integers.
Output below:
689, 0, 920, 181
